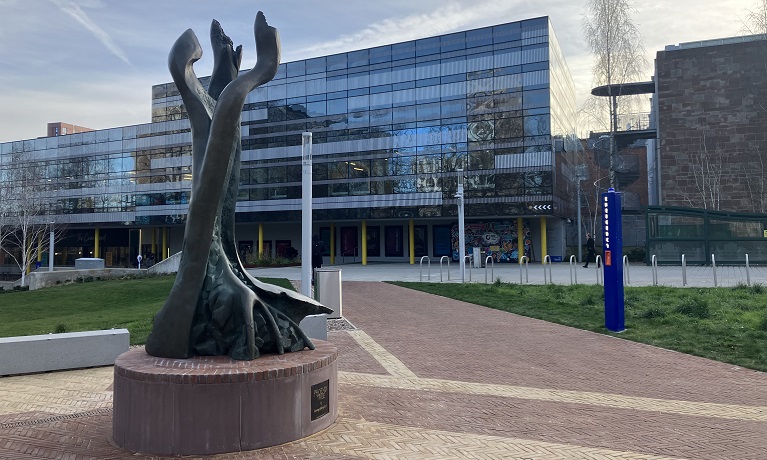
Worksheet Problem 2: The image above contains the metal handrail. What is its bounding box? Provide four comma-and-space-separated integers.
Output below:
484, 256, 494, 284
340, 247, 359, 264
543, 255, 552, 284
681, 254, 687, 286
711, 254, 717, 287
651, 255, 658, 286
622, 255, 630, 285
746, 254, 751, 286
419, 256, 430, 281
569, 255, 577, 285
519, 256, 529, 284
595, 255, 603, 285
464, 255, 473, 282
439, 256, 450, 282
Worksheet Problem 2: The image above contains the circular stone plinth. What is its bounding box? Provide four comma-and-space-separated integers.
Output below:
112, 341, 338, 456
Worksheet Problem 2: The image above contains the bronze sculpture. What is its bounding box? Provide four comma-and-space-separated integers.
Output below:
146, 12, 331, 360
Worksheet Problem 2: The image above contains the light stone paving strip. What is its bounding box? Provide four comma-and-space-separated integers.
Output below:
346, 330, 417, 378
300, 419, 689, 460
340, 371, 767, 422
345, 331, 767, 422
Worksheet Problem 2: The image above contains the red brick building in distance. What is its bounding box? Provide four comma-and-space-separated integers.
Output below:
46, 122, 93, 138
653, 35, 767, 213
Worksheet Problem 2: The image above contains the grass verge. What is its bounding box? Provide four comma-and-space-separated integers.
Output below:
390, 281, 767, 372
0, 275, 295, 345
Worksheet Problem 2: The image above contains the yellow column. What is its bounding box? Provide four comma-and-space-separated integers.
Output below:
540, 217, 548, 264
330, 224, 335, 265
138, 229, 143, 257
37, 235, 43, 263
517, 218, 524, 264
162, 227, 168, 260
361, 220, 367, 265
258, 224, 264, 257
151, 227, 157, 258
94, 228, 100, 258
408, 219, 415, 264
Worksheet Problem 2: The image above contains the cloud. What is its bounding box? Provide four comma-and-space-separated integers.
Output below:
293, 0, 519, 58
49, 0, 131, 65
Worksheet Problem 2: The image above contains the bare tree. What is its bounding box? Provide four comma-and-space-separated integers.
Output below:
742, 0, 767, 34
0, 172, 13, 265
673, 130, 728, 211
738, 142, 767, 213
1, 160, 51, 286
582, 0, 649, 187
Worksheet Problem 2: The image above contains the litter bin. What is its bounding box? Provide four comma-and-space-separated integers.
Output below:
314, 268, 342, 319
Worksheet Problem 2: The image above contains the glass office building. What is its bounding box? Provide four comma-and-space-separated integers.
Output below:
0, 16, 577, 268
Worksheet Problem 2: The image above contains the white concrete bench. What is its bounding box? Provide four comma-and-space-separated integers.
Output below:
0, 329, 130, 376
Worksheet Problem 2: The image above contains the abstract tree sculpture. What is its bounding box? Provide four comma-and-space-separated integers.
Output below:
145, 12, 331, 360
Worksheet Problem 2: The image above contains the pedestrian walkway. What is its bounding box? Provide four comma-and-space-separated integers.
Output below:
253, 260, 767, 288
1, 282, 766, 458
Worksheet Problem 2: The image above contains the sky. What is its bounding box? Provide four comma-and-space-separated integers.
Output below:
0, 0, 759, 143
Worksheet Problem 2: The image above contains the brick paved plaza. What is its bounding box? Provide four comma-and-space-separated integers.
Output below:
2, 281, 766, 459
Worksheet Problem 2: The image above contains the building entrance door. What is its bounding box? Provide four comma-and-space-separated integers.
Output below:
340, 226, 358, 259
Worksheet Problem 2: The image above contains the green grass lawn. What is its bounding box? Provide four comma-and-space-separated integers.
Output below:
391, 281, 767, 372
0, 275, 295, 345
3, 276, 767, 372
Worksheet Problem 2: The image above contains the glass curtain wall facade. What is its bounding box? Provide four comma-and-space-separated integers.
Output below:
0, 16, 577, 266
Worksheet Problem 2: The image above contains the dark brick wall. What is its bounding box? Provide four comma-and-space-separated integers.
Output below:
657, 40, 767, 213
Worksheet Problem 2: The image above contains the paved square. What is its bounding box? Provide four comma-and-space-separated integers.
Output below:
1, 281, 766, 459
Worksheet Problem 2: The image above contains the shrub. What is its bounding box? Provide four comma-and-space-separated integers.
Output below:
734, 282, 765, 295
54, 324, 68, 334
625, 247, 646, 263
674, 297, 710, 319
758, 314, 767, 332
641, 307, 667, 319
580, 293, 598, 307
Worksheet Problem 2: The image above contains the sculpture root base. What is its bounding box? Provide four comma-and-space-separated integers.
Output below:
112, 342, 338, 456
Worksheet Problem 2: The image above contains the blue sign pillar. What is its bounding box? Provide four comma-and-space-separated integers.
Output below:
602, 188, 625, 332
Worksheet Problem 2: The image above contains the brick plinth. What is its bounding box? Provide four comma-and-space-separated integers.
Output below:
112, 341, 338, 456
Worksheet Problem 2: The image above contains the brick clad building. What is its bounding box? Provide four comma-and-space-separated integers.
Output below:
655, 35, 767, 213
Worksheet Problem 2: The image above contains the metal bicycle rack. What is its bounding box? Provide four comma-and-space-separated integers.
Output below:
519, 256, 529, 284
569, 255, 578, 285
681, 254, 687, 286
711, 254, 717, 287
484, 256, 494, 284
439, 256, 450, 282
419, 256, 431, 281
464, 255, 473, 282
651, 255, 658, 286
543, 255, 552, 284
595, 255, 603, 285
622, 255, 630, 285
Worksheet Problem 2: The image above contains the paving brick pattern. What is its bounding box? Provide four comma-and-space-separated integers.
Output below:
0, 281, 766, 459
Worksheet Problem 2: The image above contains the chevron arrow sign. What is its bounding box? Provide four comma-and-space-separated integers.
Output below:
528, 204, 552, 211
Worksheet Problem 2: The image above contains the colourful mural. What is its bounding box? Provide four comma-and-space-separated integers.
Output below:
451, 220, 531, 263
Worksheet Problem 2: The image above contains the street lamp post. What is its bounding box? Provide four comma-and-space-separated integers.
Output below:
456, 169, 466, 283
48, 221, 54, 272
575, 164, 587, 264
301, 132, 313, 297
